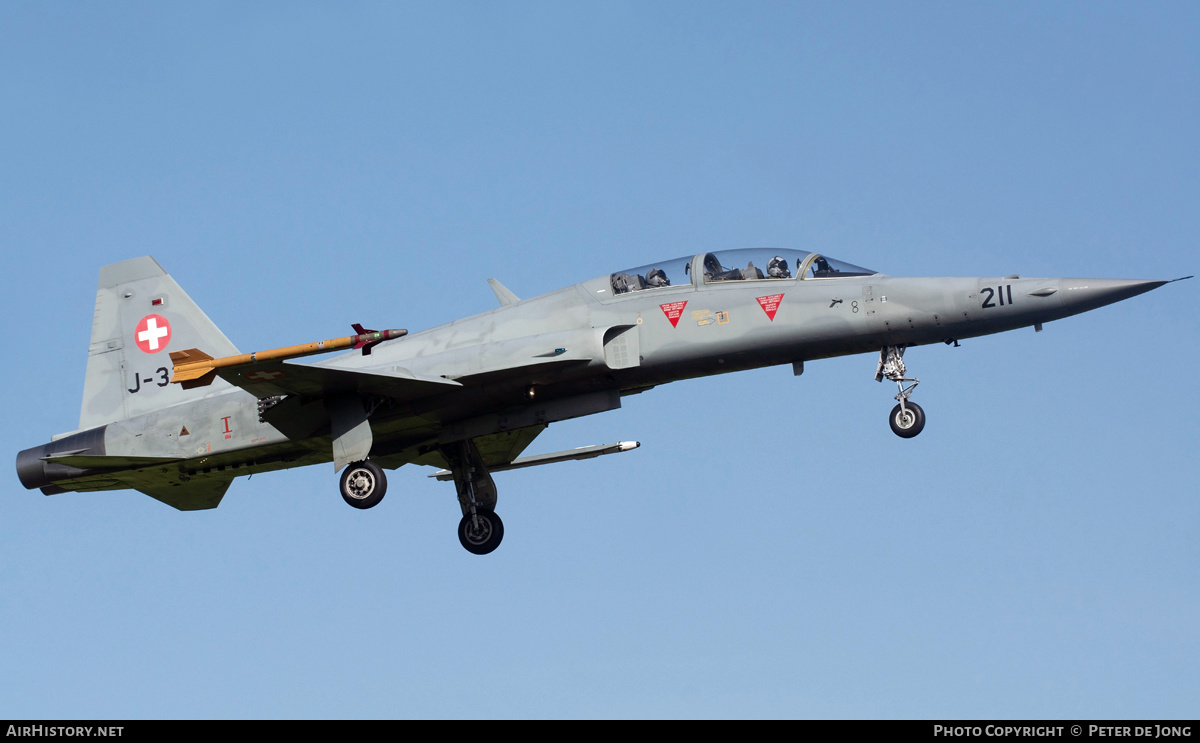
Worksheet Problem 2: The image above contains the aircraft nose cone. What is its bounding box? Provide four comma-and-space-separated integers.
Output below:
1058, 278, 1167, 313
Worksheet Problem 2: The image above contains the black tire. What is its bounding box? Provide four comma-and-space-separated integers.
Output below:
458, 509, 504, 555
340, 460, 387, 509
889, 401, 926, 438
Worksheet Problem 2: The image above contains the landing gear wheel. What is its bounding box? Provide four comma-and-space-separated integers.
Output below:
889, 401, 925, 438
458, 509, 504, 555
340, 460, 387, 509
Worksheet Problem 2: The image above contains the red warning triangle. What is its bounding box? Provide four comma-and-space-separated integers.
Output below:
659, 301, 688, 328
756, 294, 784, 321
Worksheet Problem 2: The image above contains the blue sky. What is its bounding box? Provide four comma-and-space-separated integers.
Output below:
1, 2, 1196, 718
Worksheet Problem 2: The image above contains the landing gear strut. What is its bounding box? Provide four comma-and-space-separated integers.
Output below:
443, 440, 505, 555
340, 460, 387, 509
876, 346, 925, 438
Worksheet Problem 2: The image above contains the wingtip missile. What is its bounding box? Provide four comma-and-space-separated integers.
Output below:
169, 327, 408, 387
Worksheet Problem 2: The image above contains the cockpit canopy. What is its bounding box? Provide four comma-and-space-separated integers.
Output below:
610, 248, 876, 295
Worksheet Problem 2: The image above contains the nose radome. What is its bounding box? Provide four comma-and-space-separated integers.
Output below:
1057, 278, 1168, 314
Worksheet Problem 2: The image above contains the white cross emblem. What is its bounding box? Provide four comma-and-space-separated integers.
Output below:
134, 315, 172, 353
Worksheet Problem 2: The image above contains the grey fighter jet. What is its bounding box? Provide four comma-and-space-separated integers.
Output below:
16, 251, 1184, 554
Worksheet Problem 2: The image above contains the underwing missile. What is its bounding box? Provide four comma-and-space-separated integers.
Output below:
170, 327, 407, 388
428, 441, 641, 481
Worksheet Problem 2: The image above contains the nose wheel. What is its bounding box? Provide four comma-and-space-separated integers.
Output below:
889, 401, 925, 438
876, 346, 925, 438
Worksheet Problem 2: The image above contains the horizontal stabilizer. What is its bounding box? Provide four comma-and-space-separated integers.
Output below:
430, 441, 639, 480
136, 477, 232, 511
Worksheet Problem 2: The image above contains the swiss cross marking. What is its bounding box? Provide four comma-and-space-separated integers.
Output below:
244, 370, 285, 381
134, 314, 172, 353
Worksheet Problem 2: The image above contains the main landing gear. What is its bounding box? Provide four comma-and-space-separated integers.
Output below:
340, 459, 387, 509
876, 345, 925, 438
336, 441, 506, 555
444, 440, 505, 555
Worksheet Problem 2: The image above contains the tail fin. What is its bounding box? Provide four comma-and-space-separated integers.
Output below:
79, 257, 240, 430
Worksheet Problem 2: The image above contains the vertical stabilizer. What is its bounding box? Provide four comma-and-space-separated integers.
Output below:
79, 257, 241, 430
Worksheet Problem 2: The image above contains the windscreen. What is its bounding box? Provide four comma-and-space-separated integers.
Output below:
610, 255, 692, 294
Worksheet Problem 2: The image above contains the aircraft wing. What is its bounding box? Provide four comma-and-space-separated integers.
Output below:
472, 424, 548, 467
215, 360, 463, 400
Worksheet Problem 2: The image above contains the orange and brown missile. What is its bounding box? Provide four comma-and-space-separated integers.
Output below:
169, 327, 407, 389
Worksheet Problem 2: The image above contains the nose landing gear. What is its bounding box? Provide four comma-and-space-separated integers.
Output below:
876, 346, 925, 438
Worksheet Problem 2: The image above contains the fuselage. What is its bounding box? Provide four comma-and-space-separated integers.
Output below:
16, 249, 1165, 501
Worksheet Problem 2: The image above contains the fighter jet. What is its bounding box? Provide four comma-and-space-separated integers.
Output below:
16, 251, 1185, 554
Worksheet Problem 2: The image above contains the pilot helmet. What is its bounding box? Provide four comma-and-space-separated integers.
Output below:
646, 268, 669, 287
